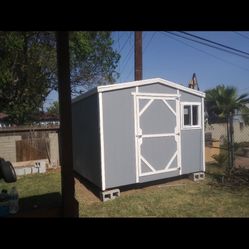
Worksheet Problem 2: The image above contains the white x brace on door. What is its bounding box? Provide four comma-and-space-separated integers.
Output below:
133, 93, 181, 182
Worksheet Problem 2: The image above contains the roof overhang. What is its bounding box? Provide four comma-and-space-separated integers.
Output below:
72, 78, 206, 103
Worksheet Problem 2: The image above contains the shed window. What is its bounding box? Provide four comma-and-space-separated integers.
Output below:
182, 103, 201, 129
184, 106, 191, 125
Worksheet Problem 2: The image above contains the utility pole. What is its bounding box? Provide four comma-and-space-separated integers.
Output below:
56, 32, 78, 217
135, 31, 142, 81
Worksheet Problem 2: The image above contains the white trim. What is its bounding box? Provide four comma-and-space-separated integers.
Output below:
72, 88, 98, 104
162, 99, 176, 116
98, 78, 205, 97
72, 78, 205, 103
176, 90, 182, 175
181, 102, 202, 129
164, 151, 177, 170
132, 92, 180, 98
138, 96, 177, 101
137, 96, 142, 178
140, 167, 179, 176
142, 133, 176, 138
202, 98, 206, 172
133, 94, 139, 183
139, 99, 154, 116
135, 94, 181, 178
98, 93, 106, 191
181, 126, 202, 130
141, 156, 156, 172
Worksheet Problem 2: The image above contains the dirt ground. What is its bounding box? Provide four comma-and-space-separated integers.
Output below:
74, 174, 194, 203
74, 156, 249, 203
13, 159, 249, 217
235, 156, 249, 169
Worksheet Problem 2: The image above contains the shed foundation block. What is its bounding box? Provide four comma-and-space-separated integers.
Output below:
101, 189, 120, 202
189, 172, 205, 181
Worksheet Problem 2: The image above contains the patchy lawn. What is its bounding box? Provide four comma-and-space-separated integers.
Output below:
0, 170, 61, 212
1, 165, 249, 217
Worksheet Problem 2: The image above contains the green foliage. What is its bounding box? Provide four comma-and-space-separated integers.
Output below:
46, 101, 59, 117
212, 152, 228, 167
69, 32, 120, 94
0, 31, 120, 124
0, 32, 56, 124
205, 84, 249, 123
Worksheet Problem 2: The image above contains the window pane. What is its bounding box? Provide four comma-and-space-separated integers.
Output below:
184, 106, 191, 125
192, 105, 198, 125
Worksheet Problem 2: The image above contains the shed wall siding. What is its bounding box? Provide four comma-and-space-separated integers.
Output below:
102, 87, 137, 189
139, 170, 180, 182
72, 81, 205, 191
139, 83, 177, 94
179, 90, 203, 173
180, 91, 201, 102
72, 94, 102, 188
181, 129, 203, 174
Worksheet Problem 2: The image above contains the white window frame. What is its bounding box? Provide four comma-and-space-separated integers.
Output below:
181, 102, 201, 129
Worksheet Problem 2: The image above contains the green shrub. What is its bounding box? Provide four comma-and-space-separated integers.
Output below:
212, 152, 228, 167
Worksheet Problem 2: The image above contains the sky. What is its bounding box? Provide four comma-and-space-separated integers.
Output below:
112, 31, 249, 93
44, 31, 249, 109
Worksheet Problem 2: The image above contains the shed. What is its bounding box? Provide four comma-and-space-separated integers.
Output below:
72, 78, 206, 191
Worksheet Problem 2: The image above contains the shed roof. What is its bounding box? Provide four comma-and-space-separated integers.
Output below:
72, 78, 205, 103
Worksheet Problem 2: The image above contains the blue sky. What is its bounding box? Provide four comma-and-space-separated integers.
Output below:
112, 31, 249, 93
45, 31, 249, 109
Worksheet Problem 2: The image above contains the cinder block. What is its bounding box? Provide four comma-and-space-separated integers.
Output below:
189, 172, 205, 181
111, 190, 120, 199
101, 189, 120, 202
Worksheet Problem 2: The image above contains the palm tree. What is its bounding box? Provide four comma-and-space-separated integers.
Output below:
205, 85, 249, 123
205, 84, 249, 170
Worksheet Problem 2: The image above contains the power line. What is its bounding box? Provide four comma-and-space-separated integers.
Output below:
161, 32, 249, 72
166, 32, 249, 60
121, 46, 133, 76
180, 31, 249, 57
233, 31, 249, 41
120, 32, 134, 76
144, 32, 157, 53
118, 32, 132, 54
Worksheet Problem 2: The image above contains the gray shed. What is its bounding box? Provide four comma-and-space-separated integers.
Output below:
72, 78, 206, 191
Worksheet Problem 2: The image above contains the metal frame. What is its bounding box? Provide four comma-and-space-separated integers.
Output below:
133, 92, 181, 179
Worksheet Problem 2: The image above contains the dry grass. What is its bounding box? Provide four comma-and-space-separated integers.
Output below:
1, 164, 249, 217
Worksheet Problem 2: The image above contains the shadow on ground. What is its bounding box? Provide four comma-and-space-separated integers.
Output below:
74, 171, 101, 200
11, 192, 62, 217
74, 171, 191, 201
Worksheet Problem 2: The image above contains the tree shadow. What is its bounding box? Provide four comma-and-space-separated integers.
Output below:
10, 192, 62, 217
74, 171, 101, 200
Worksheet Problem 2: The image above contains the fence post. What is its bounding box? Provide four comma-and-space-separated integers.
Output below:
229, 112, 235, 169
226, 115, 231, 171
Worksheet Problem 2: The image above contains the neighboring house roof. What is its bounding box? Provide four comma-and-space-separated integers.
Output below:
38, 113, 59, 122
72, 77, 206, 103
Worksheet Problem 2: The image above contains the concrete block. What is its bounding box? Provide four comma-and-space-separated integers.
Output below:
189, 172, 205, 181
101, 189, 120, 202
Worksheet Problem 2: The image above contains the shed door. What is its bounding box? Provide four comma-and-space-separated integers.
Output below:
134, 94, 181, 179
